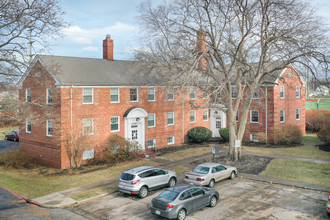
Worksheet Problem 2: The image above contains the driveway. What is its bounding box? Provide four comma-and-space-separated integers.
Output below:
72, 178, 329, 220
0, 140, 19, 153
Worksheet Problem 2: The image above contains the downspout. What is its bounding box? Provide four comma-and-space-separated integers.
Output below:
265, 87, 268, 144
182, 86, 185, 144
70, 85, 73, 167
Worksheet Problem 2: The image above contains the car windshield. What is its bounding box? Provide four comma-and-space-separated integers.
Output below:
193, 166, 210, 174
120, 173, 135, 181
158, 190, 179, 201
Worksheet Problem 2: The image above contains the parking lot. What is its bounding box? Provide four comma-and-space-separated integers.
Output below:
73, 178, 329, 220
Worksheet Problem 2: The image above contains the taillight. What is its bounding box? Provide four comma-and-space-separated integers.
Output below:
131, 180, 140, 185
197, 178, 204, 181
167, 204, 174, 208
328, 193, 330, 201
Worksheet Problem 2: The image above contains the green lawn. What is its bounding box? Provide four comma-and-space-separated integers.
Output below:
261, 159, 330, 187
242, 135, 330, 161
162, 146, 213, 161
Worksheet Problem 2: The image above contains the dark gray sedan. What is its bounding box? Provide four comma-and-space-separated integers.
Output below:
150, 185, 219, 220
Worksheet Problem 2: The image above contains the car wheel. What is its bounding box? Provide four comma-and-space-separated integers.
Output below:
209, 196, 217, 207
177, 208, 186, 220
168, 177, 176, 187
5, 136, 8, 140
139, 186, 148, 198
13, 138, 17, 142
230, 171, 236, 179
208, 179, 215, 188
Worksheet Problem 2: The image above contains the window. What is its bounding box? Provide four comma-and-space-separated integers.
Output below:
83, 148, 94, 160
190, 188, 205, 197
130, 88, 138, 102
167, 88, 174, 101
253, 88, 259, 99
26, 118, 31, 133
236, 111, 239, 122
153, 169, 166, 176
167, 112, 174, 126
189, 88, 196, 100
46, 88, 53, 104
83, 118, 94, 135
296, 108, 301, 120
26, 88, 31, 102
296, 86, 300, 98
110, 116, 120, 132
148, 113, 156, 128
250, 133, 259, 142
232, 87, 238, 99
203, 92, 208, 99
46, 119, 53, 137
83, 88, 93, 104
167, 136, 175, 145
179, 190, 192, 200
148, 88, 155, 101
280, 86, 285, 99
203, 109, 208, 121
110, 88, 120, 103
280, 110, 285, 123
147, 139, 156, 149
250, 110, 259, 123
190, 110, 196, 123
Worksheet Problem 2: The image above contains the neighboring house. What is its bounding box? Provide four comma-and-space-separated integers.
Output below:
17, 36, 305, 169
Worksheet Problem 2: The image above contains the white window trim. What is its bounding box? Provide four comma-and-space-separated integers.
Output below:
26, 118, 31, 133
296, 108, 301, 120
190, 110, 196, 123
252, 88, 259, 99
280, 110, 285, 123
110, 88, 120, 103
147, 139, 156, 148
203, 109, 208, 121
46, 119, 53, 137
231, 87, 238, 99
236, 111, 239, 122
203, 92, 208, 99
83, 88, 94, 104
296, 86, 300, 98
148, 113, 156, 128
46, 88, 52, 105
26, 88, 31, 102
250, 133, 259, 142
250, 110, 259, 123
280, 86, 285, 99
167, 112, 175, 126
167, 88, 174, 101
130, 88, 139, 103
148, 88, 156, 102
110, 116, 120, 132
167, 136, 175, 145
189, 88, 196, 100
83, 118, 94, 135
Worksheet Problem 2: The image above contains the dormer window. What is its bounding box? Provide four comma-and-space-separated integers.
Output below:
47, 88, 53, 105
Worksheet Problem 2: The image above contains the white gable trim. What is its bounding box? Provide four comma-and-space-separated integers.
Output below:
274, 64, 305, 86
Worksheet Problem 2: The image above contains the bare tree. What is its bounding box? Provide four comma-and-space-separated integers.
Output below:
136, 0, 330, 160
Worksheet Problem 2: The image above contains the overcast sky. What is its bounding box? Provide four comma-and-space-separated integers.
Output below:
47, 0, 330, 61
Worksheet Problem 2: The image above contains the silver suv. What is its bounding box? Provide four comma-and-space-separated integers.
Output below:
118, 166, 177, 198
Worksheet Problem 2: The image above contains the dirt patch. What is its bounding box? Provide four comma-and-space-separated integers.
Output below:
156, 142, 219, 156
191, 154, 273, 175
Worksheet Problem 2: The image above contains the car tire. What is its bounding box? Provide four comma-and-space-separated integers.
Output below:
209, 196, 217, 207
138, 186, 148, 198
168, 177, 176, 187
208, 179, 215, 188
230, 171, 236, 179
13, 138, 17, 142
5, 136, 8, 140
177, 208, 186, 220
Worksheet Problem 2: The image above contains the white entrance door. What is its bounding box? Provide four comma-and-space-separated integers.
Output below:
210, 110, 226, 138
130, 123, 143, 146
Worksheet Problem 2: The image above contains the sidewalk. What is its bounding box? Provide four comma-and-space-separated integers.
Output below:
33, 149, 330, 208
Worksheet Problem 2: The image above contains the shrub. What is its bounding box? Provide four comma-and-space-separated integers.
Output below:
188, 126, 212, 143
272, 124, 303, 145
256, 132, 267, 144
306, 109, 330, 132
317, 124, 330, 145
101, 134, 139, 163
219, 127, 229, 142
0, 151, 36, 169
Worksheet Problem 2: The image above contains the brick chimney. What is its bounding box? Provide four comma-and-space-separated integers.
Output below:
103, 34, 114, 60
196, 30, 207, 70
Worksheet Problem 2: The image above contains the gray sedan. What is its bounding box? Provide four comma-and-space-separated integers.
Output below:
150, 185, 219, 220
184, 162, 237, 188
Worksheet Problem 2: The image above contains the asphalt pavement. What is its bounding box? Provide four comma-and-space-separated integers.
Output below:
0, 140, 19, 153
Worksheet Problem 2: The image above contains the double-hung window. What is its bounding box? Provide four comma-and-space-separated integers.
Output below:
296, 108, 301, 120
280, 110, 285, 123
110, 116, 120, 132
232, 87, 238, 99
296, 86, 300, 98
46, 119, 53, 136
203, 109, 208, 121
83, 118, 94, 135
26, 118, 31, 133
83, 88, 93, 104
148, 113, 156, 128
167, 88, 174, 101
236, 111, 239, 122
148, 139, 156, 148
190, 110, 196, 123
167, 136, 175, 145
46, 88, 53, 104
110, 88, 120, 103
167, 112, 174, 126
280, 86, 285, 99
203, 92, 208, 99
189, 88, 196, 100
130, 88, 138, 102
26, 88, 31, 102
253, 88, 259, 99
148, 88, 155, 101
250, 110, 259, 123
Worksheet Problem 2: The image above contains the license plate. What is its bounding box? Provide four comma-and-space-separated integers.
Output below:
155, 210, 161, 215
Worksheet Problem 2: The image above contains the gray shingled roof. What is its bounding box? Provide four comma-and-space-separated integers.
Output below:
38, 55, 157, 86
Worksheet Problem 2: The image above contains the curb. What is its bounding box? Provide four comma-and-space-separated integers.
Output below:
0, 185, 41, 207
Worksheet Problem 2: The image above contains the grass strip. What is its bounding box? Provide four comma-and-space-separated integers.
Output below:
162, 146, 212, 161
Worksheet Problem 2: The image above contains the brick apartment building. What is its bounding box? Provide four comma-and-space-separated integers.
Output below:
18, 36, 305, 169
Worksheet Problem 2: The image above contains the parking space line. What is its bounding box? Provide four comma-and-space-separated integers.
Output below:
224, 183, 271, 206
261, 191, 302, 216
